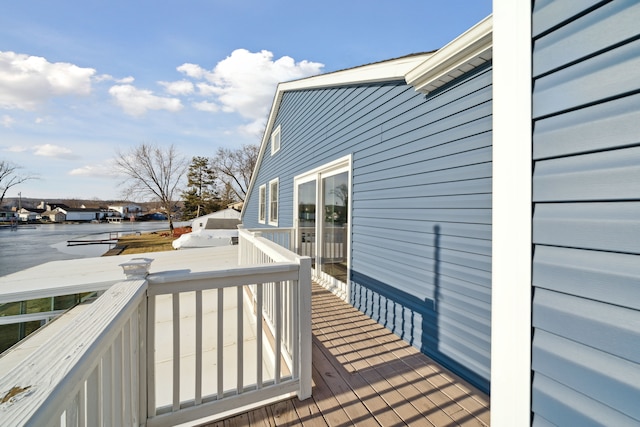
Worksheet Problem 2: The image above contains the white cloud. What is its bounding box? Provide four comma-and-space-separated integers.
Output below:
0, 51, 96, 110
69, 162, 118, 177
239, 120, 266, 137
159, 79, 194, 96
195, 82, 218, 97
119, 76, 135, 84
33, 143, 76, 159
1, 114, 15, 128
5, 145, 28, 153
192, 100, 220, 113
95, 74, 134, 84
176, 63, 206, 79
109, 84, 183, 116
178, 49, 324, 135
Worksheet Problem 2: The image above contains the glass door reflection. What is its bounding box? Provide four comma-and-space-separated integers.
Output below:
320, 171, 348, 283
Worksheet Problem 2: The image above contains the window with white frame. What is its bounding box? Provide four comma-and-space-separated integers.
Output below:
258, 184, 266, 223
269, 178, 279, 226
271, 125, 281, 155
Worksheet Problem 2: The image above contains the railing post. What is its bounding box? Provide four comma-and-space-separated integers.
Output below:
146, 290, 156, 419
290, 228, 296, 253
138, 292, 148, 425
253, 231, 263, 265
297, 256, 312, 400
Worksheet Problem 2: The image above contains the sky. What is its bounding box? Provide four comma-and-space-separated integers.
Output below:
1, 0, 491, 201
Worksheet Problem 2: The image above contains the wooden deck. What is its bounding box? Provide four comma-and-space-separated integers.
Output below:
204, 283, 490, 427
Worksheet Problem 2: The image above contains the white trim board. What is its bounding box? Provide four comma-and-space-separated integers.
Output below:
491, 1, 533, 426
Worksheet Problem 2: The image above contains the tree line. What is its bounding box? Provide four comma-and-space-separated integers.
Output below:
114, 143, 258, 230
1, 143, 259, 231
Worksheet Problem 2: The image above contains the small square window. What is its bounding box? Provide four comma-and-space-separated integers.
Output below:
258, 184, 266, 224
269, 178, 279, 226
271, 125, 281, 155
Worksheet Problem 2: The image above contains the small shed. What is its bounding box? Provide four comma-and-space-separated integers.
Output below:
191, 208, 241, 232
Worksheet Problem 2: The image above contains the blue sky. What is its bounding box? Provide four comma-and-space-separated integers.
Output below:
1, 0, 491, 201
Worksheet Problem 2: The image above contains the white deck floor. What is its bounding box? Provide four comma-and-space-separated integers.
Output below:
0, 245, 239, 302
152, 286, 278, 409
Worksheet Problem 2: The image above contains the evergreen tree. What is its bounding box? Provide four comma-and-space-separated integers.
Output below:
182, 156, 220, 219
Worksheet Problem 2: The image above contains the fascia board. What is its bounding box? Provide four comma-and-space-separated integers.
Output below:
406, 15, 493, 94
279, 54, 434, 92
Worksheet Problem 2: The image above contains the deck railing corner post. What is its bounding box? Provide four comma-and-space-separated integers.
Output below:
297, 255, 312, 400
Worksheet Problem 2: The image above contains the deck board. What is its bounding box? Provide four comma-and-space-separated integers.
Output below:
202, 283, 490, 426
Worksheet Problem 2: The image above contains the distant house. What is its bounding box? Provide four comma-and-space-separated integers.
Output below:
108, 204, 143, 218
51, 204, 102, 222
17, 208, 45, 222
42, 209, 66, 223
0, 209, 17, 222
242, 3, 640, 424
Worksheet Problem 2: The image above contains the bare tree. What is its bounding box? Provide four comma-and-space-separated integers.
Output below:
211, 144, 259, 203
0, 161, 38, 206
114, 143, 188, 231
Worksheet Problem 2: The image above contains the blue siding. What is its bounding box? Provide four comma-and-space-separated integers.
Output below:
244, 64, 492, 392
532, 0, 640, 424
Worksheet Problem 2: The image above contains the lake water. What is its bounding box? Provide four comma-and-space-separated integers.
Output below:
0, 221, 183, 277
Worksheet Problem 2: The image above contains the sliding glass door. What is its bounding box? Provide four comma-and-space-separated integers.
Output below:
294, 157, 350, 295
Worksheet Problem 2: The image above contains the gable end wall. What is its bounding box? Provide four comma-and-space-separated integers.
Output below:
244, 64, 492, 392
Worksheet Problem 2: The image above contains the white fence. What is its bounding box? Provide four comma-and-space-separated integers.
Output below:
0, 236, 311, 426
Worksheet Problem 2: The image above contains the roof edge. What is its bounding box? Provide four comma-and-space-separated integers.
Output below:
241, 54, 434, 219
279, 53, 435, 92
405, 15, 493, 94
241, 16, 492, 219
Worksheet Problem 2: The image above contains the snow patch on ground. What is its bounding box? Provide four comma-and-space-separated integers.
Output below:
172, 229, 238, 249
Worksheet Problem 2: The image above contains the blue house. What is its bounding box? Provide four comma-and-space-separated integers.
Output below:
242, 18, 493, 392
244, 1, 640, 424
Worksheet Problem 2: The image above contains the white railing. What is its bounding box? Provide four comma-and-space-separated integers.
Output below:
237, 228, 312, 374
241, 226, 349, 301
144, 262, 311, 427
239, 227, 295, 255
0, 278, 147, 426
0, 237, 311, 427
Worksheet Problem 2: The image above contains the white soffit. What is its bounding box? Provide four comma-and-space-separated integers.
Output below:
406, 15, 493, 94
279, 53, 434, 92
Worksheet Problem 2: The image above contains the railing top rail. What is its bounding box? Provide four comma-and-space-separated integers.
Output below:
238, 229, 296, 263
146, 262, 300, 296
242, 227, 295, 232
0, 279, 147, 425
